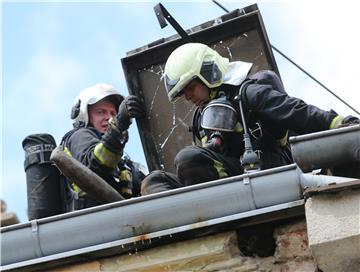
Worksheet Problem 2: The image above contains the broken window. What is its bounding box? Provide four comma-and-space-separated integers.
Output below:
122, 7, 279, 173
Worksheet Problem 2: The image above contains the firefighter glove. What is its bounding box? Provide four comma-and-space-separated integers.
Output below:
342, 115, 360, 125
101, 118, 129, 153
331, 115, 360, 129
94, 121, 129, 169
116, 95, 145, 131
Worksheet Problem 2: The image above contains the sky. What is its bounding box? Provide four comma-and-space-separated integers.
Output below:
2, 0, 360, 223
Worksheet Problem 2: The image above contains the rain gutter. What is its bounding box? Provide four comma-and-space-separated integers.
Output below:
2, 200, 304, 272
1, 164, 354, 271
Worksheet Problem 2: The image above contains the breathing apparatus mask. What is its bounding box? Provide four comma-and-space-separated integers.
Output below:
200, 96, 240, 153
201, 96, 238, 132
200, 84, 262, 173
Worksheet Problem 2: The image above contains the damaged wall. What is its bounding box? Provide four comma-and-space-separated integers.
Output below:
45, 219, 316, 272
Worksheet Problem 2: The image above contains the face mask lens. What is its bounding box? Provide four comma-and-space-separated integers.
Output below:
201, 102, 238, 132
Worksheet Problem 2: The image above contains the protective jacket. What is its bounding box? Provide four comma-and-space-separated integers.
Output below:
61, 126, 143, 209
141, 70, 340, 194
193, 72, 338, 170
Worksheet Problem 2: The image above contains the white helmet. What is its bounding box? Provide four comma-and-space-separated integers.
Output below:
71, 83, 124, 127
164, 43, 229, 103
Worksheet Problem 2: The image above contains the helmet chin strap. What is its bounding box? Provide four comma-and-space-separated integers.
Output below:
72, 120, 85, 129
209, 89, 217, 100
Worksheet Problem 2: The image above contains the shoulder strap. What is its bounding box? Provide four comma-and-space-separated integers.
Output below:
190, 107, 202, 144
60, 127, 80, 146
236, 79, 256, 120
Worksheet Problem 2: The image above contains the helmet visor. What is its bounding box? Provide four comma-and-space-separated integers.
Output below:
201, 103, 238, 132
165, 73, 197, 102
164, 74, 179, 93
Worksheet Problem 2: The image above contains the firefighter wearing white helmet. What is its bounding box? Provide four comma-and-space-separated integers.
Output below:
71, 83, 124, 128
61, 83, 146, 210
141, 43, 356, 195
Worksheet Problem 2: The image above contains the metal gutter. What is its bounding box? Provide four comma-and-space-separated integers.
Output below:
2, 200, 304, 272
290, 125, 360, 172
1, 164, 354, 269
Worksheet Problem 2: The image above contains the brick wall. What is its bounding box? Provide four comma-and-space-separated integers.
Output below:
47, 219, 317, 272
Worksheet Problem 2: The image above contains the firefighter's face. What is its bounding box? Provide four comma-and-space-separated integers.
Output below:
88, 100, 117, 133
183, 80, 209, 106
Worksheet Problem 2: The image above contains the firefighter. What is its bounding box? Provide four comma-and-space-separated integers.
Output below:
61, 83, 146, 210
141, 43, 359, 195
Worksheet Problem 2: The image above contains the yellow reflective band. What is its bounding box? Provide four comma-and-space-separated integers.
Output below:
119, 170, 133, 197
277, 130, 288, 147
120, 169, 133, 182
201, 136, 208, 147
71, 182, 80, 192
209, 90, 217, 100
329, 115, 344, 129
71, 182, 87, 197
234, 122, 244, 133
94, 143, 121, 168
64, 146, 73, 157
121, 187, 132, 195
79, 191, 87, 197
213, 159, 228, 179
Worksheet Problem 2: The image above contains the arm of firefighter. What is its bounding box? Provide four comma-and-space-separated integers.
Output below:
93, 96, 145, 169
51, 146, 125, 203
244, 84, 340, 134
329, 115, 360, 129
116, 95, 145, 131
94, 118, 129, 168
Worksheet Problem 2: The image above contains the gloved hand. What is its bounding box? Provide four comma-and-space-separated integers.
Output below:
116, 95, 145, 131
103, 119, 129, 148
331, 115, 360, 129
95, 123, 129, 168
342, 115, 360, 126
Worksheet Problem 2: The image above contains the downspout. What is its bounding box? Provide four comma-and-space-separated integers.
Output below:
1, 164, 354, 267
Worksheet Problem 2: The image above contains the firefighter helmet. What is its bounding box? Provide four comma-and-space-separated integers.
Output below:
164, 43, 229, 103
71, 83, 124, 127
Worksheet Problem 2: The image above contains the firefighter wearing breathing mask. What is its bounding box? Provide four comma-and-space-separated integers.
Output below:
61, 83, 147, 210
141, 42, 359, 195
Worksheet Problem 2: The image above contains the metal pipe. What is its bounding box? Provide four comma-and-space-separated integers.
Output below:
1, 164, 354, 267
290, 125, 360, 172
